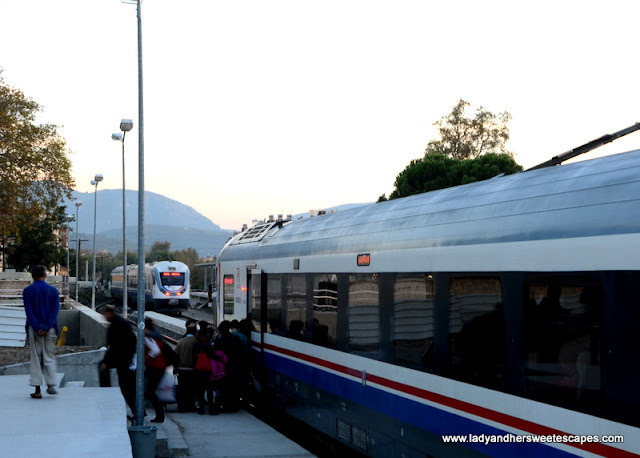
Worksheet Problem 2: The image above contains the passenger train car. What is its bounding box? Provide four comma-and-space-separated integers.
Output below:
110, 261, 190, 314
217, 149, 640, 457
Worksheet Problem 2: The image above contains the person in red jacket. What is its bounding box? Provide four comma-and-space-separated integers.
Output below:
144, 318, 167, 423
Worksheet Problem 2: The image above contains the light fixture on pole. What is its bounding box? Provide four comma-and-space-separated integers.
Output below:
112, 118, 133, 319
90, 174, 103, 310
74, 202, 82, 302
122, 0, 147, 427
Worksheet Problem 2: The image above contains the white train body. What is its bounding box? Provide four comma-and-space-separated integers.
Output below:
217, 149, 640, 457
111, 260, 190, 314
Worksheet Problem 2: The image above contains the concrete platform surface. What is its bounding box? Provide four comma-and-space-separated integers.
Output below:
1, 371, 316, 458
0, 374, 132, 458
164, 408, 315, 458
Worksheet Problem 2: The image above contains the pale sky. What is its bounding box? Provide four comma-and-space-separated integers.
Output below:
2, 0, 639, 230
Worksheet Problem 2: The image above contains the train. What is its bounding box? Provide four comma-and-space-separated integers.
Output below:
110, 261, 190, 314
216, 148, 640, 457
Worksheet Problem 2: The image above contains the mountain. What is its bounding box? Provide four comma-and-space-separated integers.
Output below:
64, 190, 233, 258
74, 225, 233, 259
65, 189, 221, 233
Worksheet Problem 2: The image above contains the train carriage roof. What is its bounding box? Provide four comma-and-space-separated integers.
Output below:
219, 149, 640, 261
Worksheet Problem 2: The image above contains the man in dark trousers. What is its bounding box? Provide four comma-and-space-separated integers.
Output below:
99, 305, 137, 415
174, 324, 198, 412
23, 265, 60, 399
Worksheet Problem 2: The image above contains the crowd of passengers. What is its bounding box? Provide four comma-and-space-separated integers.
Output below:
172, 318, 253, 416
99, 304, 254, 423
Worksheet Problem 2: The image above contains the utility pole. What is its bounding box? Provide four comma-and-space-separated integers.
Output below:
71, 239, 88, 301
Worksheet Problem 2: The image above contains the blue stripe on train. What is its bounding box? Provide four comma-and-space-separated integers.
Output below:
264, 351, 577, 458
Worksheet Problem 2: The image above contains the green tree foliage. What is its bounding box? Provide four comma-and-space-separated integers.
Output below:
147, 240, 172, 262
8, 206, 67, 271
68, 249, 95, 281
384, 153, 523, 200
172, 247, 204, 288
0, 71, 74, 238
379, 100, 521, 201
425, 99, 512, 159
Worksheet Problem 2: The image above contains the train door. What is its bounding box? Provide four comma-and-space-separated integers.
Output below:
222, 273, 235, 321
246, 268, 267, 380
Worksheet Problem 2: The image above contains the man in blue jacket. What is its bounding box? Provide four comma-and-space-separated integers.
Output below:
23, 265, 60, 399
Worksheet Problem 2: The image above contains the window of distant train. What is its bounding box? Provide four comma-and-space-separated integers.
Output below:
160, 272, 185, 287
524, 279, 602, 413
348, 274, 380, 355
448, 277, 504, 389
286, 275, 306, 337
312, 274, 338, 348
223, 275, 235, 316
393, 274, 434, 371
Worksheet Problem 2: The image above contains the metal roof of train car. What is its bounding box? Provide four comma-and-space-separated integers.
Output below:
219, 149, 640, 261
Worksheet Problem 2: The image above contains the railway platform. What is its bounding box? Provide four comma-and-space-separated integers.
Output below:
0, 371, 315, 458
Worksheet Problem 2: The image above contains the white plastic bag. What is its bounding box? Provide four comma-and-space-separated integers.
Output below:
155, 369, 177, 403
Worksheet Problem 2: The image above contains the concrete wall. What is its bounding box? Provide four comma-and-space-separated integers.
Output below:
71, 304, 109, 347
0, 349, 108, 387
58, 310, 80, 345
1, 304, 119, 387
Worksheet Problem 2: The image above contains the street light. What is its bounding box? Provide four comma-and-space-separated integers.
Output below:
65, 215, 74, 297
90, 174, 103, 310
112, 119, 133, 318
75, 202, 82, 302
122, 0, 147, 427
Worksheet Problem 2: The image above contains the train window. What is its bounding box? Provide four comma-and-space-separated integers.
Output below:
392, 274, 434, 371
524, 279, 602, 413
348, 274, 379, 354
286, 275, 306, 335
267, 274, 283, 332
250, 274, 261, 332
223, 275, 234, 315
312, 274, 337, 348
448, 277, 504, 389
160, 272, 185, 286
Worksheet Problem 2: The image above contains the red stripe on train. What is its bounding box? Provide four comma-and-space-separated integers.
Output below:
258, 341, 637, 458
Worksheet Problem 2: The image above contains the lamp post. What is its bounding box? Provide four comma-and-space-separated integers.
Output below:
65, 215, 73, 297
122, 0, 146, 427
112, 118, 133, 318
90, 174, 103, 310
75, 202, 82, 302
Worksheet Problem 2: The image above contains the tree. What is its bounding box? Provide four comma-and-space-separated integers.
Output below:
425, 99, 512, 159
0, 71, 75, 238
171, 247, 204, 287
8, 206, 67, 271
379, 100, 521, 201
383, 153, 522, 200
147, 240, 172, 262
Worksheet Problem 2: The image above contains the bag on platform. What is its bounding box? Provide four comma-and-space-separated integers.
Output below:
155, 369, 177, 403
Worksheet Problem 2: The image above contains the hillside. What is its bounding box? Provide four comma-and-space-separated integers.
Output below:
64, 189, 223, 234
64, 189, 233, 258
